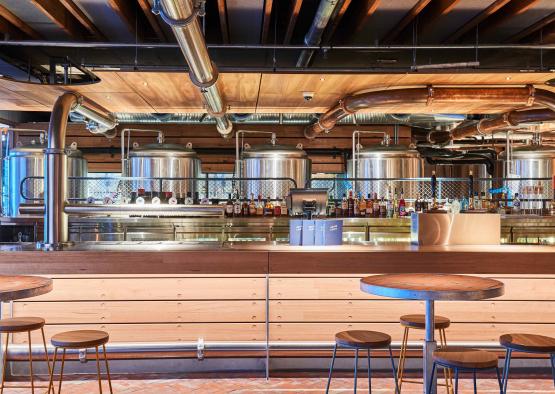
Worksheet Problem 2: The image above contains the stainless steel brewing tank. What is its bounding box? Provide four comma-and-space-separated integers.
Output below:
499, 144, 555, 210
239, 144, 311, 199
128, 143, 201, 196
7, 143, 88, 216
424, 163, 489, 199
348, 144, 424, 199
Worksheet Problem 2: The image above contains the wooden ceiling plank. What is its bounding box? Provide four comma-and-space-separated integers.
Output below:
322, 0, 352, 43
283, 0, 303, 44
0, 4, 42, 39
469, 0, 541, 39
107, 0, 144, 41
29, 0, 87, 39
444, 0, 512, 43
217, 0, 230, 44
136, 0, 168, 42
260, 0, 274, 44
58, 0, 106, 40
506, 11, 555, 42
381, 0, 432, 44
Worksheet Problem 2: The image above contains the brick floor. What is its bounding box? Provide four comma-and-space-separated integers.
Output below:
3, 377, 554, 393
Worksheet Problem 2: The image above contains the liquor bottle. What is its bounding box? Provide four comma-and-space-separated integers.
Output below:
242, 195, 249, 216
358, 193, 366, 217
481, 192, 488, 209
386, 188, 394, 218
136, 188, 146, 204
225, 193, 234, 217
168, 194, 178, 205
461, 196, 469, 211
379, 197, 387, 218
353, 192, 360, 217
164, 192, 173, 204
415, 193, 422, 213
335, 200, 343, 218
473, 192, 480, 210
263, 197, 273, 216
513, 193, 521, 214
184, 192, 192, 205
256, 195, 264, 216
341, 193, 348, 217
327, 195, 336, 217
431, 171, 438, 209
280, 198, 288, 216
393, 188, 399, 218
372, 193, 380, 217
233, 192, 242, 217
347, 190, 355, 217
365, 194, 373, 217
399, 189, 406, 217
193, 192, 200, 205
274, 198, 282, 216
249, 194, 257, 216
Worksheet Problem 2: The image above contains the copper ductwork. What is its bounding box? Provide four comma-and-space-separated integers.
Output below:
306, 85, 555, 140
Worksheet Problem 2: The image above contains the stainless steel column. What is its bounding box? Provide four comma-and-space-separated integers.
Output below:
424, 300, 437, 394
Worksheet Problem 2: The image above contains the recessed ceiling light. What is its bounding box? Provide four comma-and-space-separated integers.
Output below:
506, 76, 511, 81
320, 76, 325, 81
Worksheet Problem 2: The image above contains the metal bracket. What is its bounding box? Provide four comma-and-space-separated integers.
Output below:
152, 0, 202, 27
197, 338, 205, 361
79, 349, 87, 363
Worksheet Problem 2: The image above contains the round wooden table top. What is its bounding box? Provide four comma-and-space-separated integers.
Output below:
360, 273, 504, 301
0, 275, 53, 302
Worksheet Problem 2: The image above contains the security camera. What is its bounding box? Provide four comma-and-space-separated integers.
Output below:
303, 91, 314, 101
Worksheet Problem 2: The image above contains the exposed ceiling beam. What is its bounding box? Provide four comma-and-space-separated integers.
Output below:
217, 0, 230, 44
136, 0, 169, 42
444, 0, 511, 43
107, 0, 144, 41
0, 16, 26, 40
415, 0, 462, 40
468, 0, 541, 39
260, 0, 274, 44
0, 4, 42, 39
352, 0, 381, 35
58, 0, 105, 40
322, 0, 352, 44
381, 0, 431, 44
29, 0, 87, 40
283, 0, 303, 44
506, 11, 555, 42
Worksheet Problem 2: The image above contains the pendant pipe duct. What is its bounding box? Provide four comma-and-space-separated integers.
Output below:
153, 0, 233, 138
306, 85, 555, 139
43, 92, 117, 251
296, 0, 343, 68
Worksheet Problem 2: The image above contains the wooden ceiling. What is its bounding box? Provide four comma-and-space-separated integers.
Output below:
1, 71, 555, 115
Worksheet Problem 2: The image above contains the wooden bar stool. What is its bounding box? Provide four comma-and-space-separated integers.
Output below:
398, 314, 453, 393
0, 317, 53, 394
427, 347, 502, 394
499, 333, 555, 393
47, 330, 113, 394
325, 330, 400, 393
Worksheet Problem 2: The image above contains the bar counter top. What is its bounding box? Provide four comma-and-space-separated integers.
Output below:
0, 242, 553, 275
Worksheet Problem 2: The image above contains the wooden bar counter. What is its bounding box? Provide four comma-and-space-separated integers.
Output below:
0, 243, 553, 349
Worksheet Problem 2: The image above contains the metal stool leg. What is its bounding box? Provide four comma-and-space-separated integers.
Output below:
389, 346, 400, 394
58, 349, 66, 394
439, 329, 453, 394
454, 369, 459, 394
502, 349, 512, 394
427, 362, 437, 394
550, 353, 555, 388
473, 371, 477, 394
47, 347, 58, 394
325, 343, 337, 394
354, 348, 359, 394
41, 328, 54, 394
27, 331, 34, 394
0, 332, 8, 394
95, 346, 103, 394
495, 366, 503, 394
367, 349, 371, 393
102, 345, 113, 394
397, 326, 409, 391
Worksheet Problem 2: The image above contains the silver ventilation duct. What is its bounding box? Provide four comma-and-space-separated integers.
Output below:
296, 0, 342, 68
153, 0, 233, 138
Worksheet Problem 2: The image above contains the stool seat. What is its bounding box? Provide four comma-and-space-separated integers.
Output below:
0, 317, 45, 333
51, 330, 109, 349
500, 333, 555, 353
400, 314, 450, 330
433, 346, 498, 369
335, 330, 391, 349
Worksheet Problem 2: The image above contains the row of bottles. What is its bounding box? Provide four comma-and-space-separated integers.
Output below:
225, 192, 288, 218
327, 188, 411, 218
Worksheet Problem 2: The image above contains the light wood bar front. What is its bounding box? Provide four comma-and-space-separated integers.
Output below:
0, 244, 553, 349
